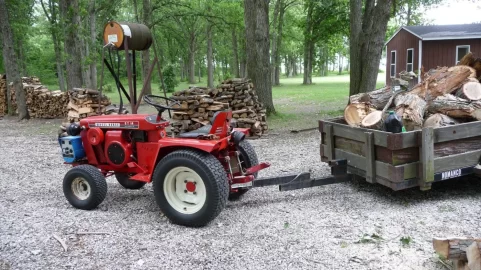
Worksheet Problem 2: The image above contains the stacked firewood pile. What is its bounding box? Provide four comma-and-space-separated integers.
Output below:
170, 78, 268, 136
67, 88, 112, 122
0, 74, 6, 115
433, 237, 481, 270
0, 76, 69, 118
345, 52, 481, 131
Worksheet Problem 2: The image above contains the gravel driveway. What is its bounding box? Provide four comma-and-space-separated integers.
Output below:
1, 118, 480, 270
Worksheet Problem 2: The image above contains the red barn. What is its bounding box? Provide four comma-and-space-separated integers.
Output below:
385, 23, 481, 84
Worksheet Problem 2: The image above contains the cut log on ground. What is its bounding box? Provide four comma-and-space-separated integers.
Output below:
456, 81, 481, 100
361, 110, 383, 130
394, 93, 426, 131
433, 238, 481, 262
344, 103, 376, 127
423, 113, 461, 128
348, 86, 392, 109
426, 94, 481, 120
409, 65, 477, 100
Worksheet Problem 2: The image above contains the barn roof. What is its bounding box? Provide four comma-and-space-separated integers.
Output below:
386, 23, 481, 44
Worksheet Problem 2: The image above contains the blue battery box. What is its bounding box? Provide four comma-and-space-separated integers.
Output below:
59, 136, 86, 163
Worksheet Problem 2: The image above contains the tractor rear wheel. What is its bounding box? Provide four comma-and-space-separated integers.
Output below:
229, 139, 259, 200
152, 149, 229, 227
63, 165, 107, 210
115, 173, 146, 189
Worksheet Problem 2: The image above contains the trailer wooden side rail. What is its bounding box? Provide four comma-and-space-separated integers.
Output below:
319, 117, 481, 191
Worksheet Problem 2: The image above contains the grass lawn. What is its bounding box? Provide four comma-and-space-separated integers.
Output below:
44, 73, 386, 131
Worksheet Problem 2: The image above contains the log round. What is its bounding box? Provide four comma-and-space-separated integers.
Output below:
423, 113, 460, 128
361, 110, 383, 130
348, 86, 392, 109
344, 103, 376, 127
456, 81, 481, 101
426, 94, 481, 120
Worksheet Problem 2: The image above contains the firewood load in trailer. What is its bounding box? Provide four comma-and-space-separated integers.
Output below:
344, 52, 481, 132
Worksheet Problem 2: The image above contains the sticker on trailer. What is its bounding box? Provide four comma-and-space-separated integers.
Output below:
440, 169, 462, 180
108, 34, 118, 43
434, 166, 474, 182
89, 121, 139, 129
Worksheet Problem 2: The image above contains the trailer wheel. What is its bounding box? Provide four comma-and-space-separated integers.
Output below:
229, 139, 259, 200
152, 149, 229, 227
63, 165, 107, 210
115, 173, 146, 189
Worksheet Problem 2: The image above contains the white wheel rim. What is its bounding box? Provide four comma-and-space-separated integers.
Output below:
163, 166, 206, 215
71, 177, 91, 200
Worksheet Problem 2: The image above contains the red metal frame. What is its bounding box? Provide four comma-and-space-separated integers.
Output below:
69, 112, 269, 189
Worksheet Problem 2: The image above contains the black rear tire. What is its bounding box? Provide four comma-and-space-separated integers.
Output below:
229, 139, 259, 200
63, 165, 107, 210
115, 173, 146, 189
152, 149, 229, 227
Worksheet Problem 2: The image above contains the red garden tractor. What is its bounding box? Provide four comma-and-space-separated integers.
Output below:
59, 95, 270, 227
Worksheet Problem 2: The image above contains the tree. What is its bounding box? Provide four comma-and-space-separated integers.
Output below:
142, 0, 152, 94
349, 0, 393, 96
244, 0, 275, 114
0, 0, 29, 119
59, 0, 83, 89
40, 0, 66, 91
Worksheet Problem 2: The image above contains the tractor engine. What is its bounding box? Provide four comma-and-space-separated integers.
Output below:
102, 130, 133, 168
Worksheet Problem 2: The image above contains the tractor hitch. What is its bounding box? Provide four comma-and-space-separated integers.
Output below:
250, 159, 352, 191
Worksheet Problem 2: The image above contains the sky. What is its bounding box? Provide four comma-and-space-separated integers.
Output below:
424, 0, 481, 25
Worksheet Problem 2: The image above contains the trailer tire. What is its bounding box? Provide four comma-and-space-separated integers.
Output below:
63, 165, 107, 210
115, 173, 146, 189
229, 139, 259, 200
152, 149, 229, 227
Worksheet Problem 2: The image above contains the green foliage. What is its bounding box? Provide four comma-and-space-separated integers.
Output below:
400, 236, 413, 247
102, 84, 114, 93
162, 65, 178, 93
355, 233, 383, 244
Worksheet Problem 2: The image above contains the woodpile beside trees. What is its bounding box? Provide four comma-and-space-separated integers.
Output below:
170, 78, 268, 136
0, 76, 69, 118
67, 88, 111, 122
345, 52, 481, 131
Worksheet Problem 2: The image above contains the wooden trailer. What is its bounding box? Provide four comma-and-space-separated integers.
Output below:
319, 117, 481, 191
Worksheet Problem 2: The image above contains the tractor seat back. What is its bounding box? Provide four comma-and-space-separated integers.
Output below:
176, 110, 231, 139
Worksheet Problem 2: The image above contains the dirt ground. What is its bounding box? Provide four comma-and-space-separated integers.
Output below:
1, 116, 480, 270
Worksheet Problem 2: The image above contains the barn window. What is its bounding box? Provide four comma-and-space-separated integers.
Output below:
456, 45, 470, 64
390, 50, 396, 77
406, 48, 414, 72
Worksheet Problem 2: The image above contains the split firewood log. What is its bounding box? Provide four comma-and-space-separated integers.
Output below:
455, 81, 481, 100
360, 110, 383, 130
394, 93, 426, 131
409, 65, 477, 100
344, 102, 376, 127
348, 86, 392, 109
433, 238, 481, 262
423, 113, 460, 128
458, 52, 476, 66
426, 94, 481, 120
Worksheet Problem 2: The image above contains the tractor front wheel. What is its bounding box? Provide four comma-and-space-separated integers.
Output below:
152, 149, 229, 227
115, 173, 146, 189
63, 165, 107, 210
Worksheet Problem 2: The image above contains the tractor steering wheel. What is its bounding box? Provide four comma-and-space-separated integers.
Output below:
143, 94, 181, 121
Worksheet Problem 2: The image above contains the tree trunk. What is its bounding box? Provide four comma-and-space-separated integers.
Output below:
60, 0, 83, 89
274, 2, 285, 86
142, 0, 152, 94
231, 27, 240, 78
207, 21, 214, 88
80, 31, 92, 89
188, 30, 196, 84
244, 0, 257, 82
271, 0, 280, 85
349, 0, 393, 96
244, 0, 275, 114
89, 0, 97, 90
0, 0, 29, 119
303, 2, 313, 85
406, 2, 412, 26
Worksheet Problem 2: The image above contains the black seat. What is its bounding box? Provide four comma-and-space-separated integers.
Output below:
177, 111, 222, 138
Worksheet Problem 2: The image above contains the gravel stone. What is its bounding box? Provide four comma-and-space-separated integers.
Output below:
1, 118, 481, 269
